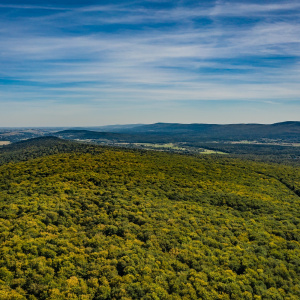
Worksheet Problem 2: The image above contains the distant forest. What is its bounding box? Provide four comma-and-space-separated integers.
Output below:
1, 121, 300, 166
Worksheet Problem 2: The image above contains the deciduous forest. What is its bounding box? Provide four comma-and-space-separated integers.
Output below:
0, 138, 299, 299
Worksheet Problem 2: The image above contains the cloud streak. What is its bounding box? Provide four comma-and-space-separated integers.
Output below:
0, 0, 299, 125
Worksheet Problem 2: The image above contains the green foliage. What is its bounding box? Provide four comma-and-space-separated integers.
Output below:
189, 142, 300, 166
0, 137, 105, 166
0, 140, 299, 299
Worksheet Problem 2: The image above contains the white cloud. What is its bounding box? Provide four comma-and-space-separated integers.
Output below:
210, 1, 300, 16
0, 1, 299, 125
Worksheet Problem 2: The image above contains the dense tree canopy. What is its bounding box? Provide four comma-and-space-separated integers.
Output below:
0, 139, 299, 299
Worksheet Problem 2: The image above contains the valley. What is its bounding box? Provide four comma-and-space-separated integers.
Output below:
1, 122, 300, 165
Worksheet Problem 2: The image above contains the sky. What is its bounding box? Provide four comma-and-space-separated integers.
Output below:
0, 0, 300, 126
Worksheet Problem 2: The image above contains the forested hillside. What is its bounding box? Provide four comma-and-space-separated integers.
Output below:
53, 122, 300, 144
120, 122, 300, 142
187, 142, 300, 166
0, 137, 104, 166
0, 138, 299, 299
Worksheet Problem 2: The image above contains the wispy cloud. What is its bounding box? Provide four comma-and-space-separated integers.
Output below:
210, 1, 300, 16
0, 0, 299, 125
0, 4, 69, 10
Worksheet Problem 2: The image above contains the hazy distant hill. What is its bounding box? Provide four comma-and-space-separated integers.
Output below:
53, 122, 300, 143
70, 124, 145, 132
54, 130, 128, 141
1, 122, 299, 144
122, 121, 300, 141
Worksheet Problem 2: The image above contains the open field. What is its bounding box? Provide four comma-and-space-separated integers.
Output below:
0, 141, 10, 146
114, 142, 228, 154
201, 149, 228, 154
229, 140, 300, 147
133, 142, 187, 150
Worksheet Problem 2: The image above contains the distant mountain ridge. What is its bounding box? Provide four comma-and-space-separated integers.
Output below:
123, 121, 300, 132
55, 121, 300, 142
118, 121, 300, 141
1, 121, 299, 144
70, 124, 145, 132
54, 130, 126, 140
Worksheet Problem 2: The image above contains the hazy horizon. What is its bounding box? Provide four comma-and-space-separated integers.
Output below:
1, 0, 299, 126
1, 120, 300, 130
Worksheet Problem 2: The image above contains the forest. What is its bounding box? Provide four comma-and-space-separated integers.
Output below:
1, 123, 300, 167
0, 137, 299, 299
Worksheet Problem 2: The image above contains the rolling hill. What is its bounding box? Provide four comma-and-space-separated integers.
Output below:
52, 121, 300, 144
0, 137, 299, 299
54, 130, 126, 141
1, 122, 300, 145
122, 121, 300, 141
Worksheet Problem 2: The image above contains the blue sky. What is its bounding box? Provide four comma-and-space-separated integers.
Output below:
0, 0, 299, 126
